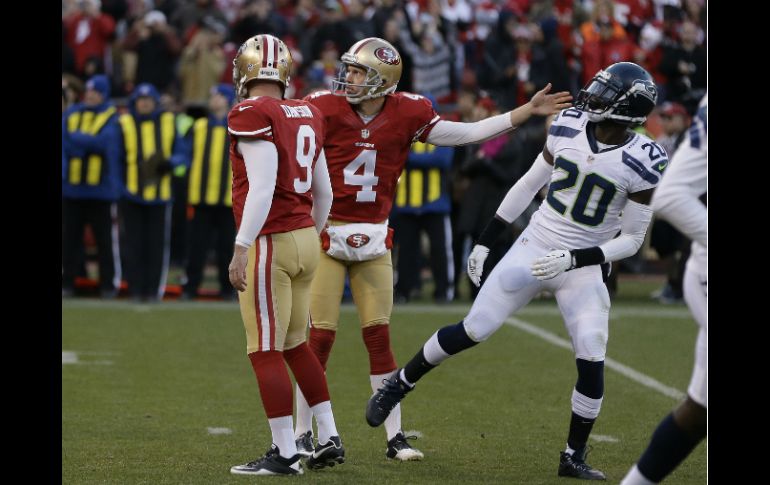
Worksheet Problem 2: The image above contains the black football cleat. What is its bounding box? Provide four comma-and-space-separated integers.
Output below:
386, 432, 424, 461
558, 447, 606, 480
305, 435, 345, 470
230, 444, 303, 476
366, 371, 413, 427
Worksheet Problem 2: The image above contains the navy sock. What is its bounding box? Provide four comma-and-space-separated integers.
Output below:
567, 412, 595, 452
402, 349, 435, 384
637, 413, 704, 482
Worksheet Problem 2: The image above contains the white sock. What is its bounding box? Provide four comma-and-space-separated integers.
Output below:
423, 331, 450, 365
619, 464, 656, 485
268, 415, 297, 460
294, 385, 313, 439
310, 401, 338, 445
565, 444, 576, 455
371, 373, 402, 441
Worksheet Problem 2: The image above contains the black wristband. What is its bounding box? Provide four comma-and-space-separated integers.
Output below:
570, 246, 605, 269
477, 216, 509, 247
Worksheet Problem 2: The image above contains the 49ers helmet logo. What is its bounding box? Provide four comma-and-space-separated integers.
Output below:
374, 47, 400, 65
346, 234, 370, 248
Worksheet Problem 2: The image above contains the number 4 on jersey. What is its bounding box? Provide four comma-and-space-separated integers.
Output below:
344, 150, 379, 202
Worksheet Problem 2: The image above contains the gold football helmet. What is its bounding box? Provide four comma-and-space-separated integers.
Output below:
232, 34, 293, 99
331, 37, 402, 104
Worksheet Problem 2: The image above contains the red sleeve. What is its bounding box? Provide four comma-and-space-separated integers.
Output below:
227, 101, 274, 142
405, 95, 441, 143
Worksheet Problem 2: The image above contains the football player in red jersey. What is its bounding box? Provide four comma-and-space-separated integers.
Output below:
293, 37, 573, 460
226, 34, 344, 476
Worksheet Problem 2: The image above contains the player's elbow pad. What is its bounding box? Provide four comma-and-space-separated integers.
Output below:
598, 200, 653, 262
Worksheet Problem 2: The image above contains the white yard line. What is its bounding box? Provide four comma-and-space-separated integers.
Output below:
590, 434, 620, 443
506, 317, 685, 401
63, 300, 691, 319
64, 301, 687, 399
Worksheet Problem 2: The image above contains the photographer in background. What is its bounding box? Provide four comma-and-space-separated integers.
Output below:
122, 10, 183, 94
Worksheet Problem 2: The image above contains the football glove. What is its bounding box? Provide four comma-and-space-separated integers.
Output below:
467, 244, 490, 287
530, 249, 573, 280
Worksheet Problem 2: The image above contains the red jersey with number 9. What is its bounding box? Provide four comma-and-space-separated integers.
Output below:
303, 91, 440, 223
228, 96, 326, 235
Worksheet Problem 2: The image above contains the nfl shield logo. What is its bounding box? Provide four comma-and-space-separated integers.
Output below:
361, 129, 370, 139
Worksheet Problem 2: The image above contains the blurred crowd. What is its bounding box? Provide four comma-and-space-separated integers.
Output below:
62, 0, 706, 302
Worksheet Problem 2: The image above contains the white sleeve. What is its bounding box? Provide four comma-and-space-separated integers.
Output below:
598, 199, 654, 262
495, 152, 553, 223
650, 143, 707, 247
311, 148, 332, 233
234, 139, 278, 248
426, 115, 513, 146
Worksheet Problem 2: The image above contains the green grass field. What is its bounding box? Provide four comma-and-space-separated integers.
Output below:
62, 279, 706, 484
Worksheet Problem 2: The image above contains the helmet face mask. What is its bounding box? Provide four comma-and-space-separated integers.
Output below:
575, 62, 658, 125
232, 34, 292, 100
331, 38, 402, 104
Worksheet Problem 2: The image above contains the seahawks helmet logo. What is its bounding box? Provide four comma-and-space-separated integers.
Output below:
633, 80, 657, 102
374, 47, 400, 65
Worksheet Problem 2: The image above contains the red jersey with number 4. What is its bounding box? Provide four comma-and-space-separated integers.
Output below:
228, 96, 326, 235
303, 91, 440, 222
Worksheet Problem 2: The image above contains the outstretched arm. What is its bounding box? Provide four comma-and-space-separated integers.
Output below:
426, 84, 572, 146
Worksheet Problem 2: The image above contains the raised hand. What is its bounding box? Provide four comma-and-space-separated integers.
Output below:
530, 83, 573, 116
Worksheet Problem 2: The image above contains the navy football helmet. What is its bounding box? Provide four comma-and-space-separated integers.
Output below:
575, 62, 658, 125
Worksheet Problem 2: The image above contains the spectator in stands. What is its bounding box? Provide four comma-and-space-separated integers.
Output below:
477, 9, 522, 111
181, 84, 237, 301
454, 97, 522, 299
123, 10, 183, 93
62, 75, 122, 298
659, 19, 706, 112
117, 83, 184, 302
392, 95, 456, 303
231, 0, 288, 46
179, 16, 227, 109
63, 0, 116, 79
170, 0, 227, 42
579, 1, 637, 88
399, 10, 453, 101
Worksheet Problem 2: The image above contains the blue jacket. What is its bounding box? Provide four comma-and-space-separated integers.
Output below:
62, 101, 123, 201
394, 141, 454, 215
119, 83, 185, 205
